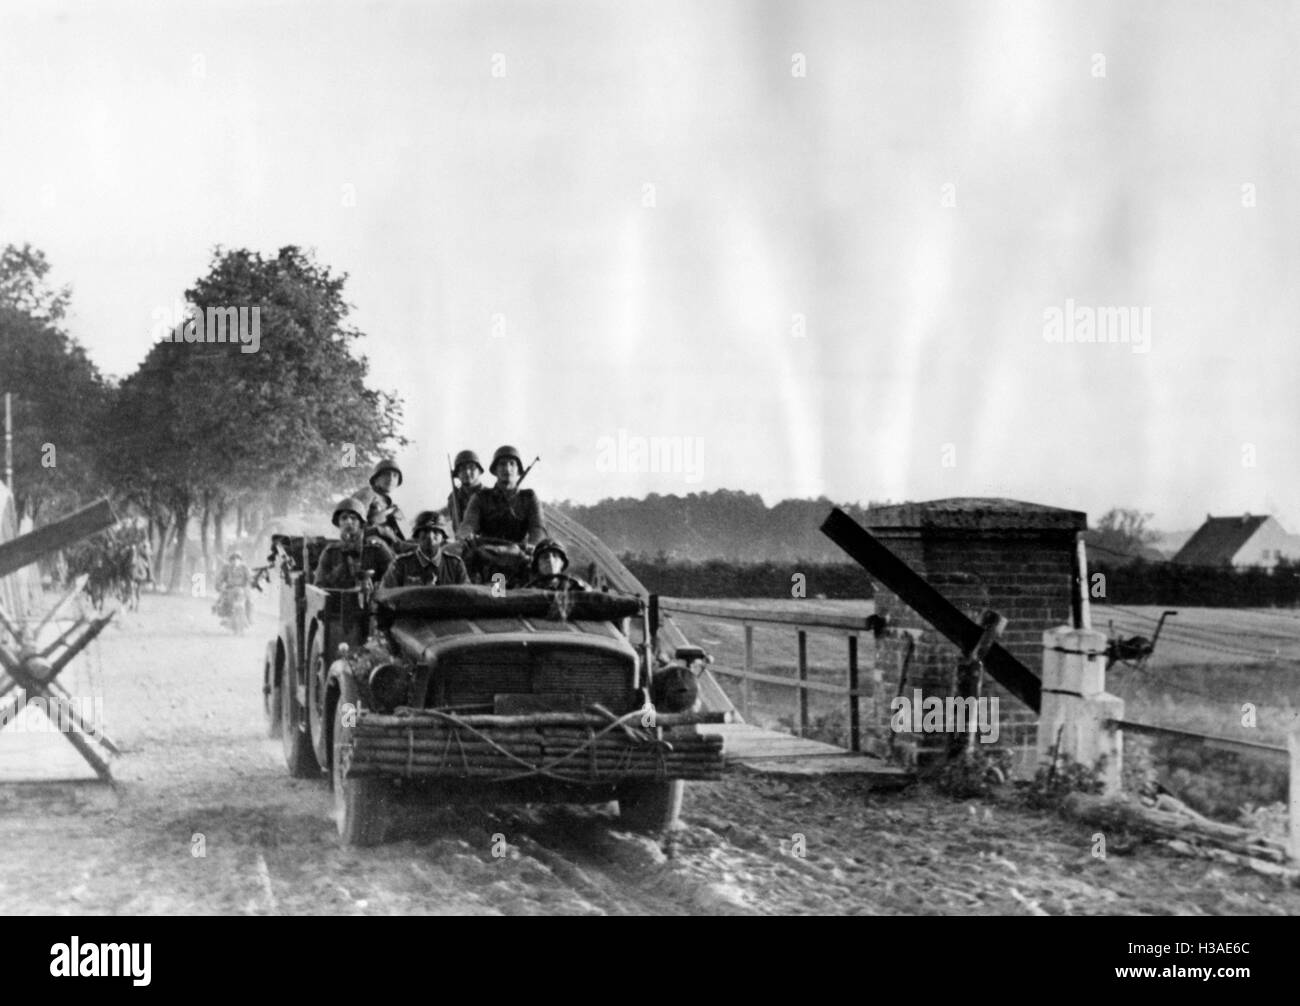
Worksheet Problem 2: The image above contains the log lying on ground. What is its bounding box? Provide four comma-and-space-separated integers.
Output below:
1063, 792, 1296, 877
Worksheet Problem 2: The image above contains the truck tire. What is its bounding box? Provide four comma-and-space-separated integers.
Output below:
263, 644, 282, 739
282, 656, 319, 778
333, 699, 389, 846
616, 779, 684, 832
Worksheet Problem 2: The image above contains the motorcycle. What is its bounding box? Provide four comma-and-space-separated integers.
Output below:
214, 584, 252, 634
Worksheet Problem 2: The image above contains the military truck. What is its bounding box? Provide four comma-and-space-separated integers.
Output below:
261, 525, 727, 846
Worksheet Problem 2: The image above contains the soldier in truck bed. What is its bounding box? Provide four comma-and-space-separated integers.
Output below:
380, 511, 468, 588
313, 498, 395, 589
523, 538, 589, 591
353, 458, 406, 546
447, 449, 484, 529
456, 444, 546, 546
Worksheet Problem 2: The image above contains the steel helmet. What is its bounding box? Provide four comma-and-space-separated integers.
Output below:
369, 458, 403, 489
490, 445, 523, 475
531, 538, 568, 572
229, 552, 243, 562
410, 510, 438, 535
332, 498, 366, 527
411, 510, 454, 540
453, 449, 483, 474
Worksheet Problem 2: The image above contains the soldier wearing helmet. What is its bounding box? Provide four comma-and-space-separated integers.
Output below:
380, 511, 469, 588
215, 551, 255, 620
457, 445, 545, 547
313, 497, 396, 589
447, 449, 484, 530
524, 538, 589, 591
354, 458, 406, 545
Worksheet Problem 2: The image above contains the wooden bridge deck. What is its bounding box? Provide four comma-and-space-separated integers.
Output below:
698, 723, 913, 784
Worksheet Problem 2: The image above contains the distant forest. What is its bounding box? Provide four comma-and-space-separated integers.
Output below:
549, 492, 890, 563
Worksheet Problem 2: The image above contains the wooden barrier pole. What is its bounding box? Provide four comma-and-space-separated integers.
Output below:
797, 629, 808, 738
741, 623, 753, 719
0, 498, 115, 579
848, 634, 860, 752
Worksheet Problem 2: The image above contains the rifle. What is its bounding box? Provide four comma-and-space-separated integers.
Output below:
517, 456, 540, 489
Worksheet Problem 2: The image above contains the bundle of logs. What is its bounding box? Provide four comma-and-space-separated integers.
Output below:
345, 709, 729, 783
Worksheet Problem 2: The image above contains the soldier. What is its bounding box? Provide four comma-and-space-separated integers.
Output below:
524, 539, 589, 591
215, 551, 255, 620
314, 498, 395, 589
457, 445, 545, 547
355, 458, 406, 545
447, 449, 484, 529
366, 496, 413, 553
380, 512, 469, 588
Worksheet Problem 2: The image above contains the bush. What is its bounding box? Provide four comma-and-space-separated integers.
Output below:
1095, 559, 1300, 608
934, 746, 1014, 799
1021, 750, 1107, 810
622, 556, 874, 599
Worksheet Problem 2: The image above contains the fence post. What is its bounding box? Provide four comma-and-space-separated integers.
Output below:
742, 624, 753, 720
1289, 728, 1300, 864
797, 629, 808, 738
1036, 626, 1123, 795
848, 635, 860, 752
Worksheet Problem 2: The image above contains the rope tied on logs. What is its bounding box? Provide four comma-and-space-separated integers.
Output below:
358, 706, 668, 784
454, 726, 470, 777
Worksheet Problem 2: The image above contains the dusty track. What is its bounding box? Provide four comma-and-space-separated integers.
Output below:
0, 591, 1296, 915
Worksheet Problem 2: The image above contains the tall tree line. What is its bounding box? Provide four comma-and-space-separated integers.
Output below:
0, 243, 403, 587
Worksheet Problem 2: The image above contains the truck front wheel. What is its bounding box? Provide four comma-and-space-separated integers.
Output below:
616, 779, 684, 832
333, 699, 390, 847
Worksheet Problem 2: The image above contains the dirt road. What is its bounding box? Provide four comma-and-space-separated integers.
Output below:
0, 590, 1296, 915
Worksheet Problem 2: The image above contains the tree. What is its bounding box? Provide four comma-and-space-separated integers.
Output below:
1088, 507, 1160, 562
0, 244, 71, 323
103, 245, 405, 587
0, 245, 109, 520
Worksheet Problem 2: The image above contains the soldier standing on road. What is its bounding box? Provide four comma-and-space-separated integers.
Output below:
457, 445, 546, 547
447, 449, 484, 530
355, 458, 406, 546
314, 499, 396, 589
380, 512, 469, 588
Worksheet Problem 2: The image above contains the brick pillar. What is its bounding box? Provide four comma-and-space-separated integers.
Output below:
863, 498, 1087, 772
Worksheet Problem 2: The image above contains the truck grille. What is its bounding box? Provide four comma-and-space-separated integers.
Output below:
434, 646, 633, 710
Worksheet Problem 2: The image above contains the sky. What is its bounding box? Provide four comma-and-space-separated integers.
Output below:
1, 0, 1297, 533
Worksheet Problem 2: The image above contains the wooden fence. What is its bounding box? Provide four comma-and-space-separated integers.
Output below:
660, 597, 877, 751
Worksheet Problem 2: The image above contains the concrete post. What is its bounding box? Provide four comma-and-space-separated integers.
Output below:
1037, 626, 1123, 794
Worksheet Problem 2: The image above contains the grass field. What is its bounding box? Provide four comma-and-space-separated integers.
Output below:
668, 599, 1300, 821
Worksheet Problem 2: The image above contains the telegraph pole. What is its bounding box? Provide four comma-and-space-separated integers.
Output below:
4, 392, 12, 490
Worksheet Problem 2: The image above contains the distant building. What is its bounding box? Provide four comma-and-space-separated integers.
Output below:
1171, 514, 1300, 570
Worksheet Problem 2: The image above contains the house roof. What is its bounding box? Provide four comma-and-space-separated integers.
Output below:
1172, 515, 1271, 566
